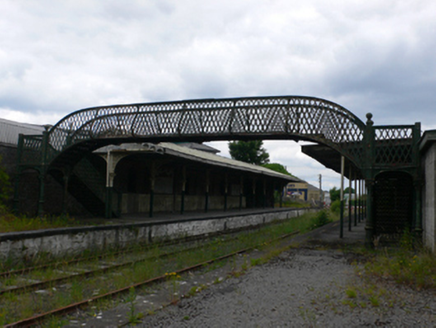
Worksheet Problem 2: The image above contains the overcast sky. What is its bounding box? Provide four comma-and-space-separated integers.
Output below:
1, 0, 436, 190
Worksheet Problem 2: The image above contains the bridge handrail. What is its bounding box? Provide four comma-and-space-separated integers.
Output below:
47, 96, 366, 154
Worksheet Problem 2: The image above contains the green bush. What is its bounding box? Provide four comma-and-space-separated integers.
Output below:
311, 210, 331, 228
330, 199, 341, 214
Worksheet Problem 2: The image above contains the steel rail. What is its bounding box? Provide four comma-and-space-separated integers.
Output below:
4, 230, 300, 327
0, 233, 205, 279
0, 218, 275, 279
0, 232, 243, 296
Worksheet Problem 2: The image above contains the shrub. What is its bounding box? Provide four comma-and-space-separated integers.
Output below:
330, 199, 341, 214
311, 210, 331, 228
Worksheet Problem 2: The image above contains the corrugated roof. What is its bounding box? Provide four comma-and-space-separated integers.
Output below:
0, 118, 45, 145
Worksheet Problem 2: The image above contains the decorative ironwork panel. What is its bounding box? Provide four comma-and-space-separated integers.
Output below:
45, 96, 366, 168
21, 135, 43, 166
374, 126, 414, 165
373, 172, 413, 235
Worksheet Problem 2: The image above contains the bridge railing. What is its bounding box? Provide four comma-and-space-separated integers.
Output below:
373, 124, 421, 167
44, 96, 366, 167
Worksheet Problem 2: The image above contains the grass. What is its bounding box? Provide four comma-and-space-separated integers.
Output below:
360, 247, 436, 290
338, 229, 436, 313
0, 203, 319, 233
0, 207, 80, 232
355, 229, 436, 290
275, 201, 309, 208
0, 205, 112, 232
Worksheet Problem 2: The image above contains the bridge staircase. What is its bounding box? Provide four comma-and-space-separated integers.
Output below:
16, 133, 119, 217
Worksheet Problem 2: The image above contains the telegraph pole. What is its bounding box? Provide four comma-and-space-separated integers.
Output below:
319, 174, 323, 207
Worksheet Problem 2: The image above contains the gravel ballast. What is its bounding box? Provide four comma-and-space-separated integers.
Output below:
137, 247, 436, 327
66, 222, 436, 327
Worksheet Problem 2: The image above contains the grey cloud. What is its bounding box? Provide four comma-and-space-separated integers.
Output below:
1, 0, 436, 188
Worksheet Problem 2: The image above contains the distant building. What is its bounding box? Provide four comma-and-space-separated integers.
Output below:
323, 191, 331, 206
286, 181, 321, 204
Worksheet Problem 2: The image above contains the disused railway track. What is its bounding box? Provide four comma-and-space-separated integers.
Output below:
0, 218, 282, 278
2, 230, 300, 327
0, 233, 239, 296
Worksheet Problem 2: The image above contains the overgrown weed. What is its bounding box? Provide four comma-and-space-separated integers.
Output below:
356, 229, 436, 290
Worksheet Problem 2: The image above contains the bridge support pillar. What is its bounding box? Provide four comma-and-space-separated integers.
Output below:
339, 156, 344, 239
364, 179, 375, 248
37, 130, 49, 217
348, 167, 352, 232
413, 179, 422, 239
354, 177, 357, 226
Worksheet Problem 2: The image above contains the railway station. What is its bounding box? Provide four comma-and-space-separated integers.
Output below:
1, 95, 436, 252
2, 95, 436, 327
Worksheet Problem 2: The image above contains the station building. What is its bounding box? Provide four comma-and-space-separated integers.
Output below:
0, 118, 298, 218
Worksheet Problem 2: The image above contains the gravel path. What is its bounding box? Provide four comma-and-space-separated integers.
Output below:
66, 222, 436, 327
137, 248, 436, 328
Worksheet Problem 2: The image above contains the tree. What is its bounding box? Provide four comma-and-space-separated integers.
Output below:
228, 140, 270, 165
344, 187, 355, 194
329, 186, 355, 203
262, 163, 294, 177
329, 187, 340, 203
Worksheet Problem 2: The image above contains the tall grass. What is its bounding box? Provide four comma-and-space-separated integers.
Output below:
360, 230, 436, 290
0, 207, 82, 232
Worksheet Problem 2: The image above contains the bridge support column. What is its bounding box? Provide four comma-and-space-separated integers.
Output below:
353, 176, 357, 226
339, 156, 344, 238
363, 180, 367, 219
365, 179, 375, 248
413, 179, 422, 239
348, 167, 352, 232
37, 130, 49, 217
359, 179, 363, 222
